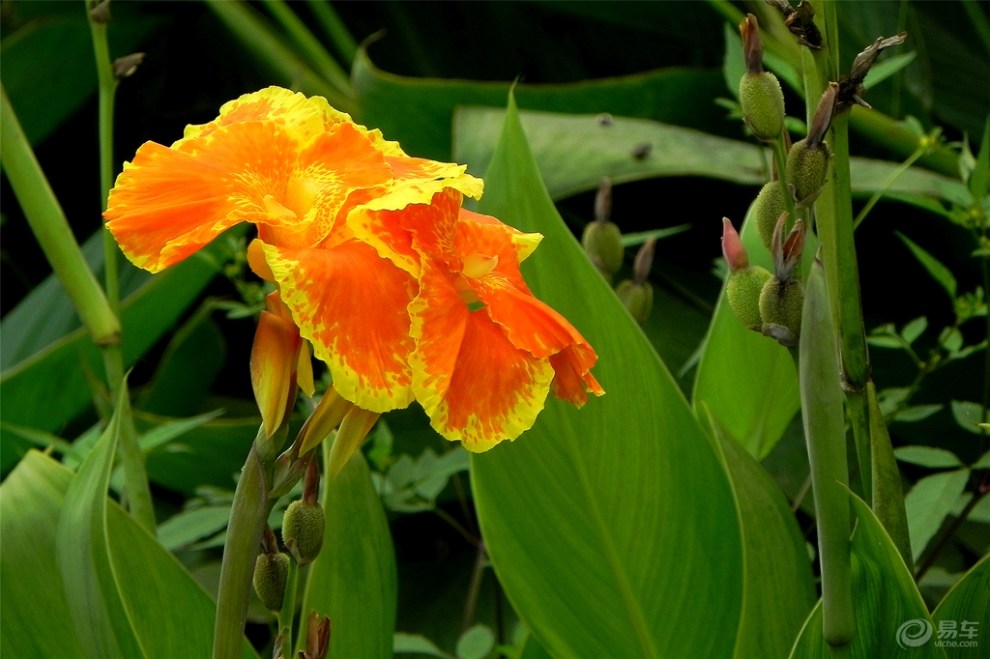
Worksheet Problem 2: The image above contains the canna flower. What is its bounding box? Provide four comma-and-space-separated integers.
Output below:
351, 188, 603, 450
104, 86, 601, 451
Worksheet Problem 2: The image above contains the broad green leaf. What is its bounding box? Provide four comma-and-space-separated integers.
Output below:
299, 449, 397, 659
896, 232, 958, 300
932, 554, 990, 657
893, 404, 945, 423
789, 495, 946, 659
901, 317, 928, 345
905, 469, 971, 562
895, 446, 965, 469
705, 409, 816, 659
468, 94, 743, 658
157, 505, 233, 552
692, 206, 800, 459
55, 388, 145, 659
1, 450, 260, 659
353, 45, 727, 161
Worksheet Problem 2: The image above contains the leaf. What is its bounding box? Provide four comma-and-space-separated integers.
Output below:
905, 469, 971, 562
299, 449, 397, 659
705, 409, 816, 659
455, 624, 495, 659
901, 316, 928, 345
896, 231, 958, 300
932, 554, 990, 657
862, 52, 918, 90
950, 400, 986, 435
468, 93, 743, 658
893, 404, 945, 423
895, 446, 965, 469
393, 633, 451, 658
157, 505, 233, 552
788, 495, 945, 659
1, 450, 260, 659
353, 45, 727, 161
55, 386, 145, 659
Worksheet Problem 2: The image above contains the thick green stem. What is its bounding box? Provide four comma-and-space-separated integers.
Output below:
1, 85, 120, 345
213, 433, 274, 659
801, 260, 854, 646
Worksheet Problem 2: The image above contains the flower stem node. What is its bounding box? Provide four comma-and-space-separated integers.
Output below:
785, 137, 830, 207
727, 266, 772, 331
615, 279, 653, 325
282, 500, 326, 565
753, 181, 787, 250
759, 276, 804, 347
740, 72, 786, 142
252, 551, 290, 612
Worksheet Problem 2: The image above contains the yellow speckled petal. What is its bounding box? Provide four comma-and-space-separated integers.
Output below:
261, 240, 417, 413
409, 260, 553, 450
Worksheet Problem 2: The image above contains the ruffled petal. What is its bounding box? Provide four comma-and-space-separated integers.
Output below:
550, 343, 604, 406
409, 261, 554, 450
262, 240, 417, 413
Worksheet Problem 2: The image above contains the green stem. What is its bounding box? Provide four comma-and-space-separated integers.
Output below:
278, 555, 300, 659
86, 0, 156, 533
0, 85, 120, 345
86, 3, 120, 312
801, 260, 854, 646
867, 381, 912, 569
214, 433, 274, 659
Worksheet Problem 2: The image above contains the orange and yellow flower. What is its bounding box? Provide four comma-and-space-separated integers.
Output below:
104, 86, 601, 451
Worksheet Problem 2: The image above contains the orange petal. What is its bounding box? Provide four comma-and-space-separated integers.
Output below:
251, 302, 301, 436
550, 343, 605, 406
409, 261, 554, 450
261, 240, 417, 413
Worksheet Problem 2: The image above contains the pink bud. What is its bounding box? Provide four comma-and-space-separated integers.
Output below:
721, 218, 749, 272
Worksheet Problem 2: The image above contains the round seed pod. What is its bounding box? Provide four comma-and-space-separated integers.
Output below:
582, 220, 624, 279
739, 72, 786, 141
785, 138, 830, 207
727, 265, 772, 331
282, 500, 326, 565
753, 182, 787, 251
253, 551, 290, 611
759, 276, 805, 347
615, 279, 654, 325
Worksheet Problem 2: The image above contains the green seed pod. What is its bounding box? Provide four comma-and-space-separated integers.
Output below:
739, 72, 785, 141
253, 551, 290, 611
582, 220, 624, 280
615, 279, 653, 325
753, 182, 787, 251
785, 138, 830, 207
727, 265, 772, 331
282, 500, 326, 565
759, 276, 804, 347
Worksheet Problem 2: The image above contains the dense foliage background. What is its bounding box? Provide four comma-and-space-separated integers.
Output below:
2, 2, 988, 657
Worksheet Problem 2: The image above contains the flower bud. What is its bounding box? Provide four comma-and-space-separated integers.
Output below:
753, 181, 787, 250
785, 137, 830, 207
740, 72, 786, 142
759, 276, 804, 346
282, 500, 326, 565
615, 279, 653, 325
583, 178, 623, 280
253, 551, 290, 611
727, 266, 772, 331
